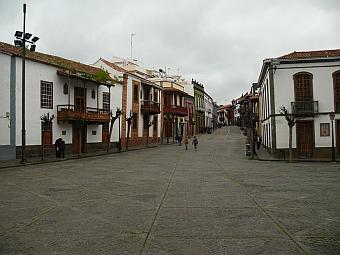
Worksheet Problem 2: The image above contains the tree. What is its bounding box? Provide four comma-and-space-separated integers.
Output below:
145, 114, 154, 147
125, 111, 133, 151
279, 106, 296, 162
107, 108, 122, 152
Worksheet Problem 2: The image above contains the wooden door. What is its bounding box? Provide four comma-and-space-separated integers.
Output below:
336, 120, 340, 155
296, 121, 314, 159
42, 122, 52, 145
102, 123, 110, 143
72, 123, 87, 153
74, 87, 86, 111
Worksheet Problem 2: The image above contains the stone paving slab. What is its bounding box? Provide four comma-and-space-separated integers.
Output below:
0, 126, 339, 254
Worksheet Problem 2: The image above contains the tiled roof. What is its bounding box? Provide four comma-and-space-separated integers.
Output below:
99, 58, 127, 73
279, 49, 340, 60
0, 41, 100, 74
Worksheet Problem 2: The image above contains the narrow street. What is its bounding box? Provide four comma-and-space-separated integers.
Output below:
0, 126, 339, 254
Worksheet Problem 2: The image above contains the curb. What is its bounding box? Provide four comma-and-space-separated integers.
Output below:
0, 144, 159, 170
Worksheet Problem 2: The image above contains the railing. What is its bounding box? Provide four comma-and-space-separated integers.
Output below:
57, 104, 110, 123
291, 101, 318, 116
141, 100, 160, 114
164, 105, 188, 116
196, 106, 205, 112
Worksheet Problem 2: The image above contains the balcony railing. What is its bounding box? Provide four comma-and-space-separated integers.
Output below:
164, 105, 188, 116
291, 101, 318, 116
57, 104, 110, 123
196, 106, 205, 112
141, 100, 160, 115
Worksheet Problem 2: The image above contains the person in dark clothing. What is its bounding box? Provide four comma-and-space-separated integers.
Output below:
256, 136, 262, 150
178, 135, 182, 146
192, 136, 198, 149
54, 138, 62, 158
60, 139, 65, 158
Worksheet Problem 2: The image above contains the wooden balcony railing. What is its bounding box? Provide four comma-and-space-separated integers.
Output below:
164, 105, 188, 116
291, 101, 318, 116
141, 100, 160, 115
57, 104, 110, 123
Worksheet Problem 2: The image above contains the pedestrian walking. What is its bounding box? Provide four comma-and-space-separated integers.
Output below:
192, 136, 198, 149
178, 135, 182, 146
256, 135, 262, 150
184, 136, 189, 150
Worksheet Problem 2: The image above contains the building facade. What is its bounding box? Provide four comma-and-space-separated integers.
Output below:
258, 49, 340, 160
204, 92, 214, 132
0, 42, 119, 160
192, 79, 205, 133
93, 58, 163, 148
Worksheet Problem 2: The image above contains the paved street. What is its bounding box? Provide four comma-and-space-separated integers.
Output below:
0, 126, 339, 255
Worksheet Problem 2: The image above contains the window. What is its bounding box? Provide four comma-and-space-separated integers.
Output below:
62, 130, 66, 135
320, 123, 330, 137
132, 113, 138, 129
294, 72, 313, 101
333, 71, 340, 112
41, 81, 53, 108
103, 92, 110, 110
133, 85, 138, 102
154, 89, 158, 102
63, 83, 68, 95
92, 130, 97, 135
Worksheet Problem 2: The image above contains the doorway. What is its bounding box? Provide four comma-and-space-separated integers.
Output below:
72, 122, 87, 154
74, 87, 86, 111
296, 121, 314, 159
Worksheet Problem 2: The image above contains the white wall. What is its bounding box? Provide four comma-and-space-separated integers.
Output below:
0, 54, 11, 145
273, 61, 340, 149
92, 59, 124, 142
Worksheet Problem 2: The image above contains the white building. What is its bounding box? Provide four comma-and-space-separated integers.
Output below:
204, 92, 214, 131
0, 41, 121, 160
93, 58, 163, 146
258, 49, 340, 159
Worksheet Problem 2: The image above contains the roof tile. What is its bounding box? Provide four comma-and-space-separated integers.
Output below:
279, 49, 340, 60
0, 41, 100, 74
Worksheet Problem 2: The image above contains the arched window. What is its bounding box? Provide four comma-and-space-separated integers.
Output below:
294, 72, 313, 101
333, 71, 340, 112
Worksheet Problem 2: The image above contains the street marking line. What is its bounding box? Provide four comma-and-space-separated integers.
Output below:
139, 162, 178, 255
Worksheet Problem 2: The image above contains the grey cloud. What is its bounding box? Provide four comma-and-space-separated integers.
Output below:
1, 0, 339, 103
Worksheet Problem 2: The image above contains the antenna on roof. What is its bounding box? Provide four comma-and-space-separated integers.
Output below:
130, 33, 136, 60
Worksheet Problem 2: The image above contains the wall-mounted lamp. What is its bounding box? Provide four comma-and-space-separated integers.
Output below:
91, 89, 96, 99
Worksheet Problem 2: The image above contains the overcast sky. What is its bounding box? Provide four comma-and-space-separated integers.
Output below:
1, 0, 339, 104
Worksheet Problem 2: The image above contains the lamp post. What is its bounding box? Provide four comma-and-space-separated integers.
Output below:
14, 3, 39, 163
329, 112, 335, 162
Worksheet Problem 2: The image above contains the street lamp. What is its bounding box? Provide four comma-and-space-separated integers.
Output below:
14, 3, 39, 163
329, 112, 335, 162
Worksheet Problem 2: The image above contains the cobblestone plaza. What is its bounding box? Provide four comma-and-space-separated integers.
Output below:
0, 127, 339, 254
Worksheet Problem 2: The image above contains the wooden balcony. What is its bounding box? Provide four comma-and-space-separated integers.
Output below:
164, 105, 188, 117
141, 100, 160, 115
57, 105, 110, 123
291, 101, 318, 117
